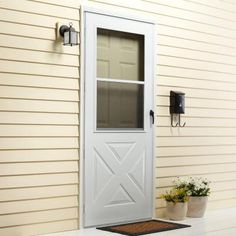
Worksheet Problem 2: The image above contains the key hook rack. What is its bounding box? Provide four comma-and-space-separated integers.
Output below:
169, 91, 186, 128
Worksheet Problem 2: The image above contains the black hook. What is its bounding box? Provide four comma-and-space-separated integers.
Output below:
171, 114, 179, 127
171, 114, 186, 127
178, 114, 186, 127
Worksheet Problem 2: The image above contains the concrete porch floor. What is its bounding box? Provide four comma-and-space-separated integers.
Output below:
42, 208, 236, 236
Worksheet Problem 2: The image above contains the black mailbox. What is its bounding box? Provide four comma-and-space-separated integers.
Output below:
169, 91, 186, 127
170, 91, 185, 114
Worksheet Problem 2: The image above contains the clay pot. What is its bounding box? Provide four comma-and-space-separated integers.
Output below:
166, 202, 188, 221
187, 196, 208, 218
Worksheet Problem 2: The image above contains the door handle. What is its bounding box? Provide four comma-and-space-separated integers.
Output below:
150, 110, 154, 124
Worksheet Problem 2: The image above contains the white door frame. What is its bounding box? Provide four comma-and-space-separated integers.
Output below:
80, 6, 156, 228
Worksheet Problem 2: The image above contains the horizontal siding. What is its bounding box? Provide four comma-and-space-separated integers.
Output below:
156, 127, 236, 137
0, 60, 79, 78
0, 34, 79, 55
0, 173, 79, 188
0, 185, 78, 202
0, 0, 80, 235
0, 0, 79, 20
0, 112, 78, 125
0, 208, 78, 228
156, 145, 236, 157
0, 73, 79, 90
184, 0, 236, 13
0, 137, 78, 150
158, 45, 236, 66
0, 86, 79, 101
88, 0, 236, 218
157, 66, 236, 84
0, 220, 78, 236
0, 149, 79, 162
155, 164, 236, 177
0, 161, 78, 175
0, 196, 78, 215
0, 125, 79, 137
0, 47, 79, 66
30, 0, 81, 8
0, 5, 80, 28
156, 137, 236, 146
156, 155, 236, 166
0, 99, 78, 113
158, 35, 236, 59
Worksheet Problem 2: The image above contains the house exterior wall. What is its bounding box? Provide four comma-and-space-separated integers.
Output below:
0, 0, 80, 235
0, 0, 236, 235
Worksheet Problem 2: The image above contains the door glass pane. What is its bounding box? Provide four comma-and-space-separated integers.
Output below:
97, 28, 144, 81
97, 81, 144, 129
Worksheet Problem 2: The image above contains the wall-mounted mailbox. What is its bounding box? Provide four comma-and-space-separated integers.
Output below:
170, 91, 186, 127
170, 91, 185, 114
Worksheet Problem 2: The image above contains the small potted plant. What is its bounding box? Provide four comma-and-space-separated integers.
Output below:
161, 187, 189, 221
174, 177, 211, 218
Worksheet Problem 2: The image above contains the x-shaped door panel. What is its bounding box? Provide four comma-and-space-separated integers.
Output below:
92, 136, 147, 209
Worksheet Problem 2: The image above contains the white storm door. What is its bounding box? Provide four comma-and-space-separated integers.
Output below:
84, 11, 155, 227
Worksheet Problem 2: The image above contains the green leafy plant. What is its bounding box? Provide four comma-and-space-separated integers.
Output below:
173, 177, 211, 197
161, 187, 189, 204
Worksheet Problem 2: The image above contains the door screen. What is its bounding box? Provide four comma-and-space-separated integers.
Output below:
96, 29, 144, 129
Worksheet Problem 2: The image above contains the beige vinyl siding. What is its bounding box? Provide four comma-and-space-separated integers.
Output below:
0, 0, 80, 235
87, 0, 236, 218
1, 0, 236, 235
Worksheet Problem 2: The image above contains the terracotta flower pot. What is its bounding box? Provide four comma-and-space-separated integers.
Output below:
166, 202, 188, 221
187, 196, 208, 218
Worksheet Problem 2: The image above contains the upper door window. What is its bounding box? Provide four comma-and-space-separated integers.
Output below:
96, 28, 145, 129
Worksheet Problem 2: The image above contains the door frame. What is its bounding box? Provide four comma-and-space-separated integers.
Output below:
80, 6, 156, 228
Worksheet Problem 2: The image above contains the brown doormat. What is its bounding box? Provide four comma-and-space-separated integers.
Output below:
97, 219, 190, 236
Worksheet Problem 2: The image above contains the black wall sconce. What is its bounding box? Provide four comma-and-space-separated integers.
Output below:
59, 23, 78, 46
170, 91, 186, 127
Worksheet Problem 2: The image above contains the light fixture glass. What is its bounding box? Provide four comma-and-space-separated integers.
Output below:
59, 23, 78, 46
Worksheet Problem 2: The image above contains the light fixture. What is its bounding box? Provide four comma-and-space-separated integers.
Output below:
59, 23, 78, 46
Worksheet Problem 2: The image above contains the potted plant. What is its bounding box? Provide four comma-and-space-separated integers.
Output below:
161, 187, 189, 221
174, 177, 211, 218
